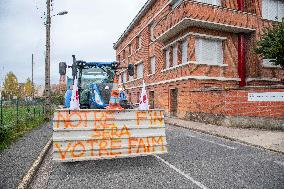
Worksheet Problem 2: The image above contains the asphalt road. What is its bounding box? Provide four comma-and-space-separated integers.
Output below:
30, 125, 284, 189
0, 124, 52, 189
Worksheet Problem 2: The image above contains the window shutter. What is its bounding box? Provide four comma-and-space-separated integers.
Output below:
182, 40, 188, 64
137, 63, 143, 78
173, 45, 178, 66
262, 0, 268, 18
201, 38, 216, 63
165, 48, 170, 68
216, 40, 223, 65
278, 1, 284, 21
119, 74, 122, 84
269, 0, 278, 21
263, 0, 279, 21
195, 38, 202, 63
150, 57, 156, 74
123, 71, 127, 83
129, 75, 134, 81
195, 37, 223, 65
172, 0, 182, 8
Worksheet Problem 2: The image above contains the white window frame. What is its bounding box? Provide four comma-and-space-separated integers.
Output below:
195, 37, 224, 65
195, 0, 221, 6
181, 40, 188, 64
165, 48, 170, 68
150, 56, 156, 74
262, 0, 284, 21
136, 63, 144, 79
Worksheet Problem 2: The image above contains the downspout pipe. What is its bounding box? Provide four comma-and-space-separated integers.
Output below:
237, 0, 246, 87
237, 0, 244, 11
238, 35, 246, 87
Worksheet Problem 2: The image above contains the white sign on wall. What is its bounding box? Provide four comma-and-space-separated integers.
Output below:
248, 92, 284, 102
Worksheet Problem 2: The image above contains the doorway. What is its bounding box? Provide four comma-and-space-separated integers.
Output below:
170, 88, 178, 117
149, 91, 154, 109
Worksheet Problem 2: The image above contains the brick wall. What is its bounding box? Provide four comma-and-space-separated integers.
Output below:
115, 0, 284, 127
224, 89, 284, 118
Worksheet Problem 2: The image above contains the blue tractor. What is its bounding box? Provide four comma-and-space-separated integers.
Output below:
59, 55, 134, 109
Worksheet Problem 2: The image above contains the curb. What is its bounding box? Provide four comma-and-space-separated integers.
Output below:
166, 121, 284, 155
17, 138, 52, 189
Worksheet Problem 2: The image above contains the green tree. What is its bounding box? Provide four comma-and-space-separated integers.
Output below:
256, 19, 284, 68
3, 72, 19, 100
23, 78, 33, 97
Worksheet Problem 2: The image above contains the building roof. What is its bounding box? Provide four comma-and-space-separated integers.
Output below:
113, 0, 156, 50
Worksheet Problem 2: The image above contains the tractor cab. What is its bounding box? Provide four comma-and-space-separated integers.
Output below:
59, 55, 134, 109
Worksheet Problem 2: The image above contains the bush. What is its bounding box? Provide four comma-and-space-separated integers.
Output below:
256, 19, 284, 68
0, 104, 45, 151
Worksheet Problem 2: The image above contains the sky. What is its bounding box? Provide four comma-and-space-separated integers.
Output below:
0, 0, 148, 86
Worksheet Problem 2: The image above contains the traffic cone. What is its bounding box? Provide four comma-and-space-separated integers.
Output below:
106, 76, 124, 110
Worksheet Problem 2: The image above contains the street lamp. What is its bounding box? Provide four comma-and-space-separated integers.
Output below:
57, 11, 68, 16
44, 0, 68, 119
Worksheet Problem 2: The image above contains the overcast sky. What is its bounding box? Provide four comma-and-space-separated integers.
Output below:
0, 0, 147, 85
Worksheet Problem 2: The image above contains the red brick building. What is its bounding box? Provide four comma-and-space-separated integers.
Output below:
114, 0, 284, 129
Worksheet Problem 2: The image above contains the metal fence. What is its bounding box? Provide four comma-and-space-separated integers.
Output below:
0, 98, 45, 128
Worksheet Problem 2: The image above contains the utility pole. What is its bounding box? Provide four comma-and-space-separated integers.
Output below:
43, 0, 67, 119
32, 53, 34, 100
44, 0, 51, 119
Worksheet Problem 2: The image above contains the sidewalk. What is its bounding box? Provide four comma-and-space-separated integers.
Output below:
0, 123, 52, 189
165, 117, 284, 154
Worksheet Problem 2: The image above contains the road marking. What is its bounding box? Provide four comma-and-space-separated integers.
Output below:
274, 161, 284, 167
154, 155, 209, 189
187, 134, 237, 150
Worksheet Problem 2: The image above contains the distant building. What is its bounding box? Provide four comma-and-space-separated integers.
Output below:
34, 85, 45, 97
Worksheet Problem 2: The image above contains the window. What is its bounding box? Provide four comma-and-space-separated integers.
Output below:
173, 44, 178, 66
122, 71, 127, 83
165, 48, 170, 68
149, 91, 155, 109
182, 40, 188, 64
150, 56, 156, 74
195, 0, 221, 6
118, 74, 122, 84
262, 59, 280, 68
136, 35, 142, 50
195, 37, 223, 65
122, 50, 126, 60
129, 74, 134, 81
128, 44, 132, 55
150, 23, 155, 42
117, 55, 120, 62
137, 92, 140, 103
262, 0, 284, 21
129, 64, 134, 81
136, 63, 144, 79
172, 0, 182, 9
